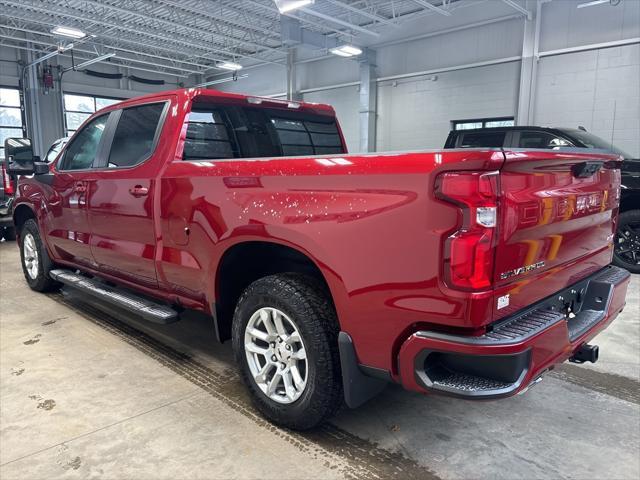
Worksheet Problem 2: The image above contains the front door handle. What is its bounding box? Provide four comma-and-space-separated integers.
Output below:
74, 182, 86, 193
129, 185, 149, 197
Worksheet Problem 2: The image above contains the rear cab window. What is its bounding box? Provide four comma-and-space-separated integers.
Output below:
182, 102, 345, 161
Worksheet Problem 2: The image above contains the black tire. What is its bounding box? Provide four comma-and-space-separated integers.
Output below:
613, 210, 640, 274
232, 273, 342, 430
3, 226, 17, 242
18, 219, 60, 292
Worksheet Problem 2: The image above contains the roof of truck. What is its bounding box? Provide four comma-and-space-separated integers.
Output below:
97, 87, 336, 116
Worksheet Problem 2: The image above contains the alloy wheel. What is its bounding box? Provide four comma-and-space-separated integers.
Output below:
23, 233, 39, 280
244, 307, 308, 404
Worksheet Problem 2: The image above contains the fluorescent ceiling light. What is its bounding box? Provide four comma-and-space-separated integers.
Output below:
274, 0, 314, 13
195, 74, 248, 87
577, 0, 609, 8
329, 45, 363, 57
218, 61, 243, 71
51, 26, 86, 39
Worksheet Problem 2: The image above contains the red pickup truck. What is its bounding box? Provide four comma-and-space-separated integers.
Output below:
6, 88, 630, 430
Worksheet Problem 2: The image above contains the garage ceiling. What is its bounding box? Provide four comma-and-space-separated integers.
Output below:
0, 0, 523, 78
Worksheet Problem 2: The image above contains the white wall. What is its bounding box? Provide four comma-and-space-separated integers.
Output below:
535, 43, 640, 157
377, 61, 520, 151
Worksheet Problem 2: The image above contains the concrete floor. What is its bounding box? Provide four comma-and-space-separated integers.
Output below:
1, 241, 638, 480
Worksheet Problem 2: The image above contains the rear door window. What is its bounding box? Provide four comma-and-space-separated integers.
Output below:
107, 103, 165, 168
458, 131, 506, 148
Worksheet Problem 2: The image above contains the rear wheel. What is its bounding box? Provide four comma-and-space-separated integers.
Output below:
232, 274, 342, 430
613, 210, 640, 274
19, 219, 59, 291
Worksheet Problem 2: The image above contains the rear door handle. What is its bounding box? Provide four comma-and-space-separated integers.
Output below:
74, 182, 86, 193
129, 185, 149, 197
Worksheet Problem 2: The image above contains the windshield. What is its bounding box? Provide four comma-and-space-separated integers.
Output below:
558, 129, 634, 159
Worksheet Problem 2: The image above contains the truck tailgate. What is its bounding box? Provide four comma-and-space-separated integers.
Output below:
492, 149, 622, 320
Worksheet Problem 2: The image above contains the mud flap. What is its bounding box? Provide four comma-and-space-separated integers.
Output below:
338, 332, 388, 408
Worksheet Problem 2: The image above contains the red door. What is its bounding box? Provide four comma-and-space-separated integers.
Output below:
86, 101, 169, 288
46, 113, 110, 268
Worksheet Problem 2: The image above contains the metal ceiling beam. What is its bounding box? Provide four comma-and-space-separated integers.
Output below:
0, 32, 200, 74
1, 1, 280, 65
0, 14, 220, 74
412, 0, 452, 16
157, 0, 280, 40
0, 40, 190, 77
0, 22, 218, 71
298, 7, 381, 37
501, 0, 532, 20
246, 0, 357, 38
67, 0, 286, 56
326, 0, 398, 27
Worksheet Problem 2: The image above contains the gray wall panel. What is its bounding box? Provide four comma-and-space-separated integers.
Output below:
376, 62, 521, 151
539, 0, 640, 52
535, 44, 640, 157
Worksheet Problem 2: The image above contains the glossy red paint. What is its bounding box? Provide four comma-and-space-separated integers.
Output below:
397, 270, 630, 393
13, 88, 625, 381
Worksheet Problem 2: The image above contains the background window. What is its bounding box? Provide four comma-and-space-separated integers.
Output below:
517, 131, 571, 149
453, 117, 514, 131
0, 87, 25, 161
63, 93, 122, 136
459, 131, 506, 148
108, 103, 164, 168
61, 114, 108, 170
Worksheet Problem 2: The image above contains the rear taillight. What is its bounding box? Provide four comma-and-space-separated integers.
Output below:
436, 171, 499, 290
1, 163, 14, 196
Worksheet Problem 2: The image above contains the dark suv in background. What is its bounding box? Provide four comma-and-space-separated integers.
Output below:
445, 126, 640, 273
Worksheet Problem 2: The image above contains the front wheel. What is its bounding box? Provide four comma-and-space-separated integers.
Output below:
19, 219, 60, 292
613, 210, 640, 274
232, 274, 342, 430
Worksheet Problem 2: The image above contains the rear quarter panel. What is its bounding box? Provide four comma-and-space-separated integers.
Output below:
158, 150, 505, 371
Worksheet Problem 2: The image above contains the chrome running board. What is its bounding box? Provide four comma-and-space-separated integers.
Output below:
50, 269, 179, 324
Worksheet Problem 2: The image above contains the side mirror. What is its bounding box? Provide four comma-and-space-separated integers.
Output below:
33, 161, 50, 175
4, 138, 47, 175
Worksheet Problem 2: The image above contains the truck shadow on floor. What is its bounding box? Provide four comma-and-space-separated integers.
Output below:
50, 289, 439, 480
50, 288, 640, 480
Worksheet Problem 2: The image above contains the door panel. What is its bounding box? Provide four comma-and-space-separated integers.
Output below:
87, 102, 168, 287
46, 113, 109, 267
88, 175, 158, 287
